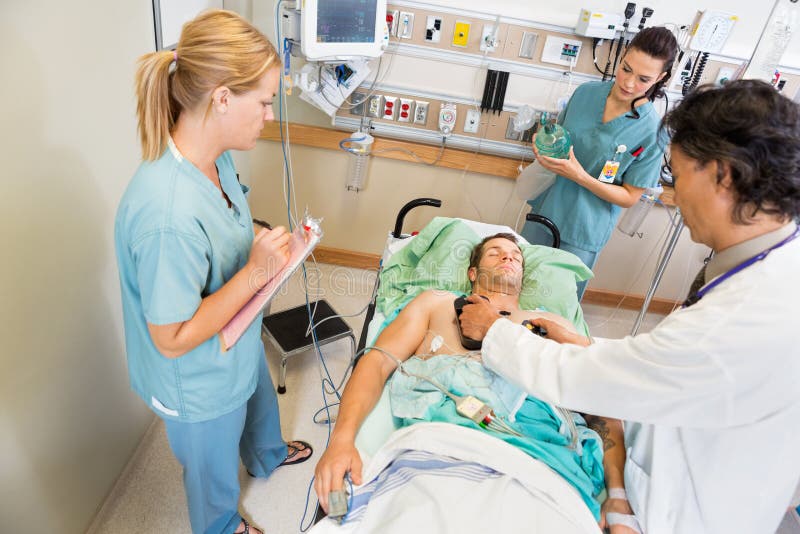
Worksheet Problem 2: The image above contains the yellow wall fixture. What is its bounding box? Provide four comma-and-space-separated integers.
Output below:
452, 21, 470, 47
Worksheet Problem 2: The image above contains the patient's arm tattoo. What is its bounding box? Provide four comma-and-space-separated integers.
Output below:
583, 415, 626, 490
584, 415, 615, 451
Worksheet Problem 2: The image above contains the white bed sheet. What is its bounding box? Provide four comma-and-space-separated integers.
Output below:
311, 423, 600, 534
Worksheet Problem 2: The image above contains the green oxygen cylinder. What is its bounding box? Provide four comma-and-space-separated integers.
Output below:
534, 112, 572, 160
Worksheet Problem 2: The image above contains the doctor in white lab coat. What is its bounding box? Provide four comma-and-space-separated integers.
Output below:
460, 79, 800, 534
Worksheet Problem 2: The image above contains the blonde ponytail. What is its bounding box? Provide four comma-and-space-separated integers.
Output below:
135, 50, 177, 160
134, 10, 278, 161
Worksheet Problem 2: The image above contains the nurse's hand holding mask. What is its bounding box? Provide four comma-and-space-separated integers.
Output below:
532, 139, 588, 185
248, 226, 291, 289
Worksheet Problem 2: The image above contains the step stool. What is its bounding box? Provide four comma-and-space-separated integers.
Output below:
261, 299, 355, 394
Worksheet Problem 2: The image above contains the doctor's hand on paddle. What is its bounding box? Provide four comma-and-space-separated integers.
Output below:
314, 436, 363, 513
459, 296, 592, 346
527, 317, 592, 346
458, 294, 504, 341
247, 226, 290, 289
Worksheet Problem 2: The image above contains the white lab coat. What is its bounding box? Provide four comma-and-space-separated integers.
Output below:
482, 238, 800, 534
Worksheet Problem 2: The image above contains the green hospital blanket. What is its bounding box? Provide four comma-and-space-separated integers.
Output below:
376, 217, 592, 335
389, 355, 605, 519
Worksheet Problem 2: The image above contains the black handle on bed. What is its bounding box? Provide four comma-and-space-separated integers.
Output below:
525, 213, 561, 249
392, 198, 442, 238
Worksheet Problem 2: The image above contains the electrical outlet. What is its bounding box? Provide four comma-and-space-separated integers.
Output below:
350, 91, 367, 116
541, 35, 582, 66
383, 96, 397, 120
399, 12, 414, 39
398, 98, 414, 122
414, 101, 429, 125
368, 95, 383, 118
519, 31, 538, 59
463, 109, 481, 133
480, 25, 498, 52
386, 10, 399, 36
425, 16, 442, 43
452, 21, 470, 47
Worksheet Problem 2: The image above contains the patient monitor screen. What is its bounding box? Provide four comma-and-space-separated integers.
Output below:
316, 0, 377, 43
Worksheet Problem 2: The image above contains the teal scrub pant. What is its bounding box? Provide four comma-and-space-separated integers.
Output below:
521, 219, 597, 301
165, 352, 286, 534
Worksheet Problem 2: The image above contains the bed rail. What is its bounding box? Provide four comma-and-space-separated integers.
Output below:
525, 213, 561, 249
358, 198, 443, 365
392, 198, 442, 238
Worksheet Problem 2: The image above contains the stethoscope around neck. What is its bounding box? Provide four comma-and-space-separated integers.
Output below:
682, 227, 800, 308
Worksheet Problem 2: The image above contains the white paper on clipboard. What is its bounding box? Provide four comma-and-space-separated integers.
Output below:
219, 217, 322, 351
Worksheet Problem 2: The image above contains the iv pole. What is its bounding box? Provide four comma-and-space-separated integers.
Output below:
631, 208, 684, 335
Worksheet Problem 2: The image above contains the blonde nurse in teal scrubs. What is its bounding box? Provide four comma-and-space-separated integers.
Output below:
115, 11, 312, 534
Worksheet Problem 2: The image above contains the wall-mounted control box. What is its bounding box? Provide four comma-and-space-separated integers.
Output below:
425, 16, 442, 43
541, 35, 582, 66
439, 102, 457, 135
463, 108, 481, 133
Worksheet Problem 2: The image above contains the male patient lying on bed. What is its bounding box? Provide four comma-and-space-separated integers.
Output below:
314, 233, 629, 527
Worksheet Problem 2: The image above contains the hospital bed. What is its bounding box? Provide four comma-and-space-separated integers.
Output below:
309, 199, 600, 533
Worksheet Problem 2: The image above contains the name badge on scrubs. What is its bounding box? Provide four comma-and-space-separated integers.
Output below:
598, 145, 627, 184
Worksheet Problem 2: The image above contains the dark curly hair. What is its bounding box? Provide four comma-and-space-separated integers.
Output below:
661, 79, 800, 223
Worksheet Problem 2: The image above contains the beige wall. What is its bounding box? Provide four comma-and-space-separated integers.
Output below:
0, 1, 154, 531
249, 142, 521, 250
248, 140, 709, 301
246, 0, 739, 302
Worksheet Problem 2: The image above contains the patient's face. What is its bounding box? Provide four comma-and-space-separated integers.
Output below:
469, 238, 524, 293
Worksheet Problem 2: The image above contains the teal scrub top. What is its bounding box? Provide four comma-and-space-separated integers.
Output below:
115, 140, 262, 422
530, 81, 665, 252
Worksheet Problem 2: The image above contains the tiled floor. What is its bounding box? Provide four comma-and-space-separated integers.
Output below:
88, 263, 667, 534
581, 302, 667, 339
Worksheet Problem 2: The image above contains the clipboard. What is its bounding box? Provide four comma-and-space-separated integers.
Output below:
219, 216, 322, 351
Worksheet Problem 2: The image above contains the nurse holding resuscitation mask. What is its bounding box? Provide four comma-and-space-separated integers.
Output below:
521, 27, 679, 300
